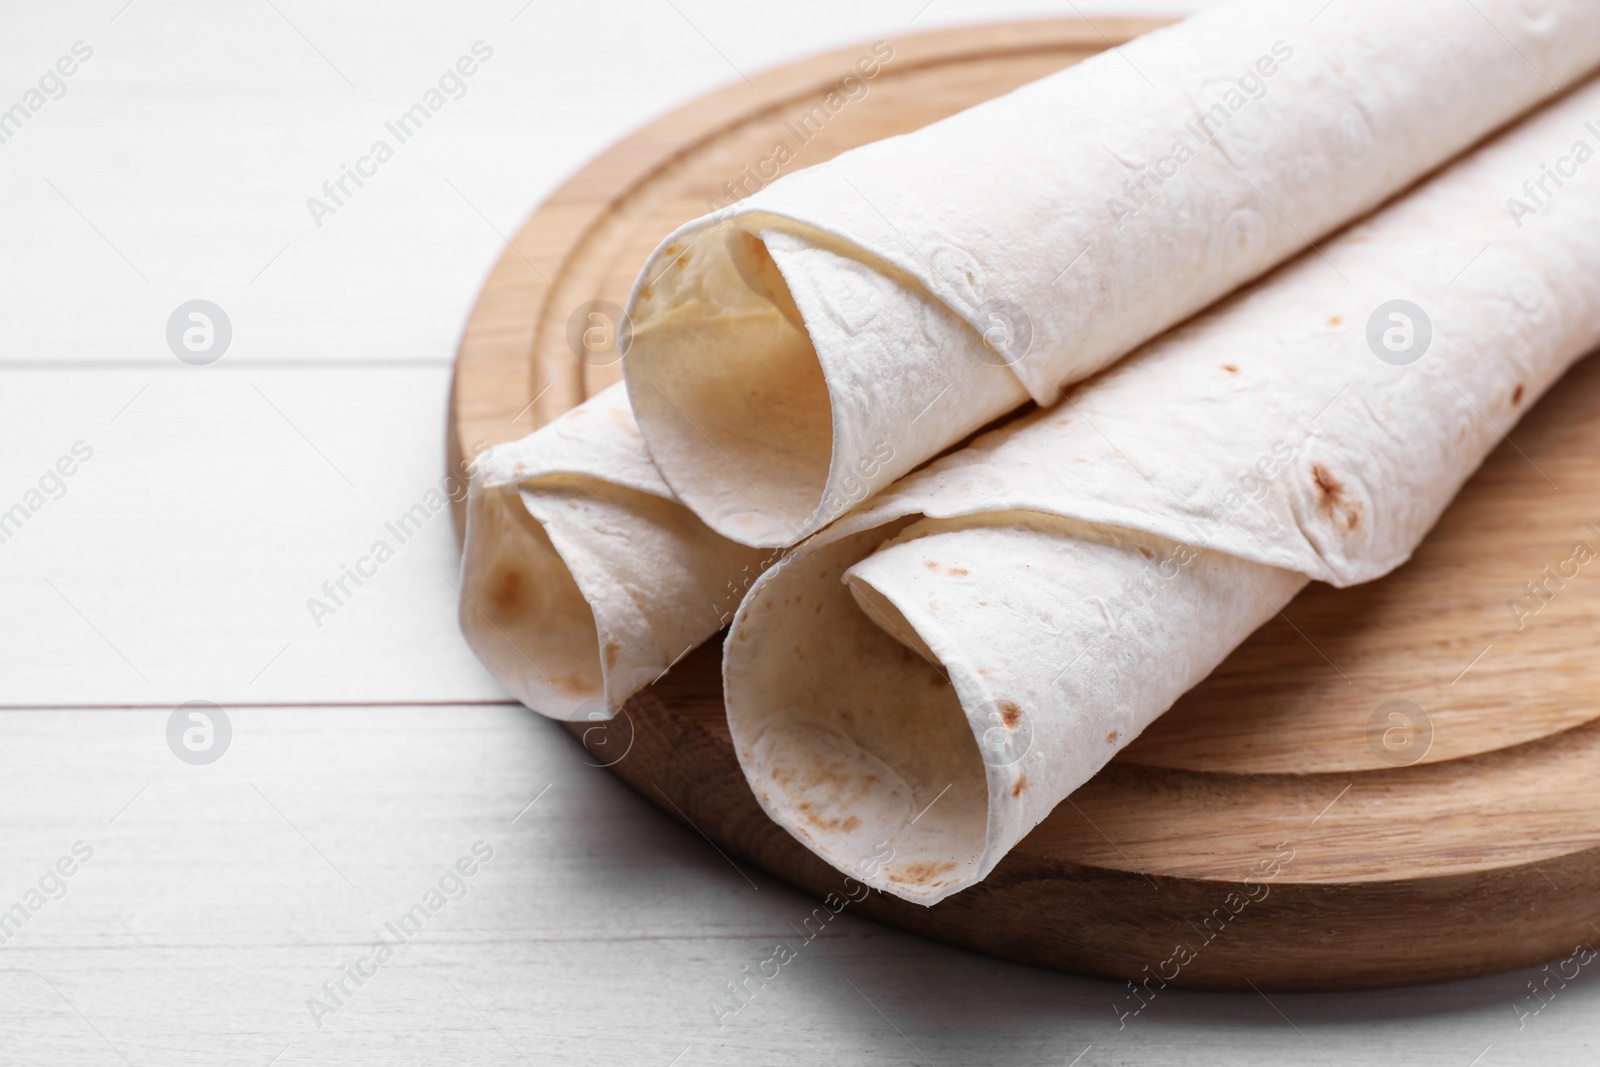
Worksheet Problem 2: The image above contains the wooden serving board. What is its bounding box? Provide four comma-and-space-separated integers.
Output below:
448, 18, 1600, 990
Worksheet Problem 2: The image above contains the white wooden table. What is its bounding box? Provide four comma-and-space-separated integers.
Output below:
5, 1, 1596, 1063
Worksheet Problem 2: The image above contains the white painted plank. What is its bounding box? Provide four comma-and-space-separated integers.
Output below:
0, 706, 1590, 1067
0, 366, 505, 705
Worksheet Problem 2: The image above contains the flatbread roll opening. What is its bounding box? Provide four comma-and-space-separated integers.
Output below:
725, 525, 990, 903
625, 224, 835, 548
460, 483, 607, 720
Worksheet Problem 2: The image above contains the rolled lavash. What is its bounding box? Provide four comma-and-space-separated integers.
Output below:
724, 75, 1600, 904
459, 384, 766, 720
622, 0, 1600, 548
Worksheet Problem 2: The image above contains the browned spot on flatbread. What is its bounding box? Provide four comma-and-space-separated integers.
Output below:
999, 701, 1022, 728
1107, 730, 1119, 744
924, 559, 939, 570
604, 640, 619, 670
1311, 463, 1362, 531
1327, 315, 1343, 327
797, 800, 863, 834
1011, 774, 1027, 798
638, 283, 652, 300
1221, 363, 1239, 374
1513, 383, 1525, 405
551, 673, 589, 695
948, 566, 968, 577
489, 569, 523, 612
888, 860, 957, 886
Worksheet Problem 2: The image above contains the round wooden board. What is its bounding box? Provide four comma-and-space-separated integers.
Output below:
448, 18, 1600, 990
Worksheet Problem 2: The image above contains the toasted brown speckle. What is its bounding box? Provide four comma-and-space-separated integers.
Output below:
1327, 315, 1343, 327
551, 673, 588, 695
604, 640, 620, 670
1011, 774, 1027, 798
1311, 463, 1362, 531
948, 566, 969, 577
1107, 730, 1119, 744
490, 569, 523, 612
999, 700, 1023, 728
1221, 363, 1240, 374
888, 860, 957, 886
924, 559, 939, 570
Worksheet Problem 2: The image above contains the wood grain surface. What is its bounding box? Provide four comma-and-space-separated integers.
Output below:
447, 17, 1600, 990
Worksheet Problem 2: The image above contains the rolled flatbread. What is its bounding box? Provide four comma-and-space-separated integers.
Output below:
624, 0, 1600, 548
459, 384, 766, 719
725, 76, 1600, 903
